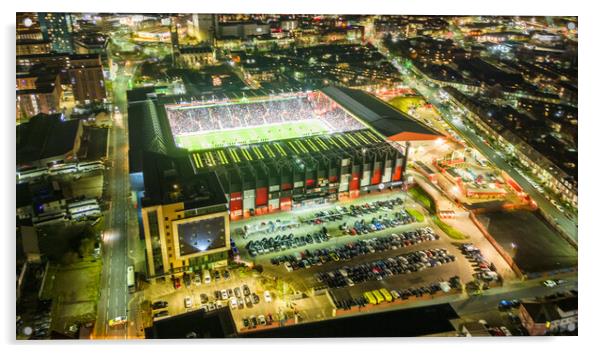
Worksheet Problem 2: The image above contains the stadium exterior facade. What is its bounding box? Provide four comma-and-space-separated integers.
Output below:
128, 86, 439, 276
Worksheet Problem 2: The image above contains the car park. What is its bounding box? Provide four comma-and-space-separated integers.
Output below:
271, 227, 439, 271
316, 247, 456, 288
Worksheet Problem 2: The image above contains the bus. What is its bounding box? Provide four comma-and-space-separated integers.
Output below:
77, 161, 105, 172
33, 211, 67, 226
127, 266, 135, 293
17, 167, 48, 183
49, 163, 77, 176
68, 199, 100, 215
71, 207, 102, 220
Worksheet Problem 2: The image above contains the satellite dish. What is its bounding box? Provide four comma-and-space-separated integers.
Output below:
23, 17, 33, 27
567, 22, 576, 30
23, 326, 33, 336
567, 323, 576, 332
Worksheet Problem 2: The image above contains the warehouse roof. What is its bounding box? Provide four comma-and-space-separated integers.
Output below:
17, 113, 81, 166
321, 86, 442, 141
242, 303, 459, 338
145, 307, 237, 339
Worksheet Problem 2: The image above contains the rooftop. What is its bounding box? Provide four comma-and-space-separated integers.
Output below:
17, 114, 81, 166
321, 86, 442, 141
242, 303, 459, 337
141, 151, 228, 209
145, 307, 237, 339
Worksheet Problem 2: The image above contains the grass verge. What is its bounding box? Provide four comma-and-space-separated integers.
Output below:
406, 208, 425, 223
433, 216, 466, 240
408, 186, 436, 214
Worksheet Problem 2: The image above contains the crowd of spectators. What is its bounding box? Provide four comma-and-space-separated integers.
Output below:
166, 93, 365, 136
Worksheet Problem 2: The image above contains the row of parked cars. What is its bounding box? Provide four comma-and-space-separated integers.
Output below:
242, 313, 276, 329
198, 285, 271, 312
339, 210, 415, 236
459, 243, 499, 282
240, 219, 301, 238
246, 228, 331, 257
317, 248, 457, 288
302, 198, 405, 226
271, 227, 440, 272
333, 276, 463, 310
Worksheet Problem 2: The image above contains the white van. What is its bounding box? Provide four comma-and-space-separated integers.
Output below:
203, 270, 211, 284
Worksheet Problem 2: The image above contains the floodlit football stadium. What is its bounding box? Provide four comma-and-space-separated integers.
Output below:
164, 91, 367, 151
128, 86, 440, 276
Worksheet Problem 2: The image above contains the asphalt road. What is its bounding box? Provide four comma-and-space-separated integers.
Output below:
371, 39, 578, 242
94, 63, 136, 339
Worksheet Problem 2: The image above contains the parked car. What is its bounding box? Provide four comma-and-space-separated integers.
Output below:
151, 301, 168, 310
243, 284, 251, 296
230, 298, 238, 310
264, 290, 272, 303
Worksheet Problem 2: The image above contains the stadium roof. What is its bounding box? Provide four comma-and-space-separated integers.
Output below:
17, 113, 81, 167
321, 86, 442, 142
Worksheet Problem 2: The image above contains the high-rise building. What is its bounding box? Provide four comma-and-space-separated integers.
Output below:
38, 12, 74, 53
191, 14, 215, 45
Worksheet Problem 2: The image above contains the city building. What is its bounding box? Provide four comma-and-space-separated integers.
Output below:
178, 46, 217, 69
16, 67, 63, 121
38, 12, 74, 53
16, 39, 52, 56
67, 54, 107, 104
444, 86, 577, 206
16, 12, 44, 41
216, 21, 271, 40
73, 33, 109, 57
16, 52, 107, 107
518, 295, 578, 335
139, 152, 231, 281
16, 113, 83, 169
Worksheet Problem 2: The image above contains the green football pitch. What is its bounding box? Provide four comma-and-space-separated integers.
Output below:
174, 119, 330, 151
